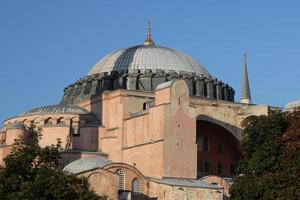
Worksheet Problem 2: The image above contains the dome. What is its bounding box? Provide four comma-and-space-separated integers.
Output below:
63, 157, 112, 174
285, 100, 300, 111
87, 45, 210, 77
20, 104, 89, 116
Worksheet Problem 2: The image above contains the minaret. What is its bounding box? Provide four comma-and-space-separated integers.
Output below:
240, 54, 251, 104
144, 21, 155, 46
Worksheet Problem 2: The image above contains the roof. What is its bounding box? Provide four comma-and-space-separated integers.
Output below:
285, 100, 300, 111
20, 104, 89, 116
150, 177, 221, 189
63, 157, 112, 174
87, 45, 210, 77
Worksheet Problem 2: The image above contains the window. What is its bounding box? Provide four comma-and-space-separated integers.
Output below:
213, 84, 217, 98
116, 169, 125, 190
143, 103, 147, 110
204, 82, 208, 97
75, 84, 82, 95
203, 136, 209, 152
217, 144, 223, 154
132, 178, 141, 193
197, 136, 209, 152
57, 117, 65, 125
84, 82, 92, 94
217, 163, 223, 175
203, 161, 210, 173
230, 163, 236, 175
44, 118, 52, 125
197, 137, 203, 151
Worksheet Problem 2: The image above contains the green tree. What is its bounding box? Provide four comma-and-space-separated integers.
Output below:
0, 125, 106, 200
230, 111, 300, 200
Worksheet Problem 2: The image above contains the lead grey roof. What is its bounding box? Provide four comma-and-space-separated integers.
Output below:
150, 177, 221, 189
63, 157, 112, 174
88, 45, 210, 77
285, 100, 300, 111
20, 104, 89, 116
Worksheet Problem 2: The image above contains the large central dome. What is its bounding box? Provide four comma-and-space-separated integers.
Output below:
87, 45, 210, 77
62, 27, 235, 105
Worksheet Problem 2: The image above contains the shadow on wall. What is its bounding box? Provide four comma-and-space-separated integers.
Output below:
196, 115, 242, 141
196, 115, 242, 178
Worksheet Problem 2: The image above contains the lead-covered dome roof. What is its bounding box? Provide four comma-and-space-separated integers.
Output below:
87, 45, 210, 77
20, 104, 89, 116
63, 157, 112, 174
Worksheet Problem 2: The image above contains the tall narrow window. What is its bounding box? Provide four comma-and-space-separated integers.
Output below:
217, 144, 223, 154
203, 161, 210, 173
132, 178, 141, 193
143, 103, 147, 110
197, 137, 203, 151
116, 169, 125, 190
230, 163, 236, 175
204, 82, 208, 97
217, 163, 223, 175
203, 136, 209, 152
197, 136, 209, 152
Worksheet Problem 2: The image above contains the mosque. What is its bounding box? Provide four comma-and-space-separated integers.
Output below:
0, 25, 280, 199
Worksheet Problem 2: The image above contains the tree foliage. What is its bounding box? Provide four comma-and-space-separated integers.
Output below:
230, 110, 300, 200
0, 125, 105, 200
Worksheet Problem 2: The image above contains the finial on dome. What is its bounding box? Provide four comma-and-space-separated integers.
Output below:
144, 21, 155, 46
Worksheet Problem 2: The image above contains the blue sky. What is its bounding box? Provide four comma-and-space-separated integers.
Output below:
1, 0, 300, 123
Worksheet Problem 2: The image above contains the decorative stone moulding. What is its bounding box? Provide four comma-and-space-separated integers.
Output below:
61, 70, 235, 104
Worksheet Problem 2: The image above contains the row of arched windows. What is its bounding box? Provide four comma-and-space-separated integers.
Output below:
44, 117, 66, 125
203, 161, 236, 175
116, 169, 141, 193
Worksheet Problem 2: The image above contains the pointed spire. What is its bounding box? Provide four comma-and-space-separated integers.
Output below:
240, 53, 251, 104
144, 21, 155, 46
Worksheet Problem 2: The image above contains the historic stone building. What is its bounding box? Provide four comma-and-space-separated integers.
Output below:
0, 26, 277, 199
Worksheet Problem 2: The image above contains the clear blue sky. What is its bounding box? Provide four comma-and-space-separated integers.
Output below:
1, 0, 300, 123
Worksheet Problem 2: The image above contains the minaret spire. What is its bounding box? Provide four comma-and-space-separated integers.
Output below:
240, 53, 251, 104
144, 21, 155, 46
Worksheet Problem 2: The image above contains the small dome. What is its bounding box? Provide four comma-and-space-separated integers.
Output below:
87, 45, 210, 77
20, 104, 89, 116
285, 100, 300, 111
63, 157, 112, 174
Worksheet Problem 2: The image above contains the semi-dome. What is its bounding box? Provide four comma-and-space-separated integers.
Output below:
87, 45, 210, 77
63, 157, 112, 174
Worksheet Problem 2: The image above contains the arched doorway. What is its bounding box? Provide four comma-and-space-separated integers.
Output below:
196, 119, 240, 177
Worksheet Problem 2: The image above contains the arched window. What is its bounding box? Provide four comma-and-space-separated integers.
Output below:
143, 102, 147, 110
57, 117, 65, 125
132, 178, 141, 193
116, 169, 125, 190
44, 117, 52, 125
84, 82, 92, 94
230, 163, 236, 175
217, 163, 223, 175
217, 143, 223, 154
203, 161, 210, 173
